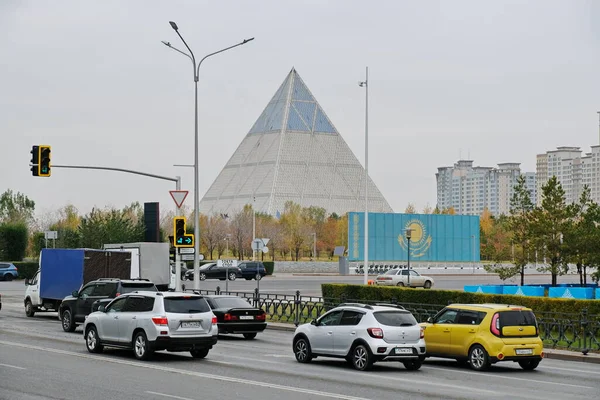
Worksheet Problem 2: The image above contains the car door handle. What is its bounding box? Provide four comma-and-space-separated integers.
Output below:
114, 316, 119, 319
350, 331, 356, 335
443, 329, 450, 332
132, 316, 136, 320
469, 329, 476, 333
327, 331, 333, 335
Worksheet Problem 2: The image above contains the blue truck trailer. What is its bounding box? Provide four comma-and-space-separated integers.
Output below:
23, 248, 130, 317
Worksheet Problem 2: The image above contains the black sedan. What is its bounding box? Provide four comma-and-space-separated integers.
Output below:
204, 295, 267, 339
184, 263, 242, 281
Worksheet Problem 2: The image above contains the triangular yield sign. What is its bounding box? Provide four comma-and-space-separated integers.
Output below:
169, 190, 189, 208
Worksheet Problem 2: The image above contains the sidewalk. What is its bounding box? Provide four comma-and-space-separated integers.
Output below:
266, 322, 600, 364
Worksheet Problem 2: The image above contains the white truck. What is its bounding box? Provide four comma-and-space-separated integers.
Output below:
102, 242, 171, 291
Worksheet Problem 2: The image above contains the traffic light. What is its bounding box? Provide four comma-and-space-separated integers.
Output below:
38, 145, 51, 177
173, 216, 194, 248
30, 145, 39, 176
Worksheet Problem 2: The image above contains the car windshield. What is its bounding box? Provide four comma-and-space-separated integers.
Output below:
384, 269, 399, 275
373, 311, 417, 326
120, 283, 157, 293
499, 310, 537, 327
213, 297, 251, 309
164, 296, 211, 313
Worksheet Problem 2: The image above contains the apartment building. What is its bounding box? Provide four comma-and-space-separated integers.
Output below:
436, 160, 536, 216
536, 145, 600, 205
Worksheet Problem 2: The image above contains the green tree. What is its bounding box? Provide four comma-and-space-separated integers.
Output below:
79, 206, 145, 249
0, 223, 28, 261
280, 201, 311, 261
49, 204, 82, 248
0, 189, 35, 225
529, 176, 573, 286
508, 175, 534, 286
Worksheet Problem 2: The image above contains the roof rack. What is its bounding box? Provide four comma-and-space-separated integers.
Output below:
374, 303, 406, 310
337, 303, 373, 310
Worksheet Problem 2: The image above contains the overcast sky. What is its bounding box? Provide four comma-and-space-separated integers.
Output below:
2, 0, 600, 222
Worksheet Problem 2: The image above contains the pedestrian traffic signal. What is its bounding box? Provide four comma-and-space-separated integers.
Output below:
38, 145, 51, 177
173, 216, 194, 248
30, 145, 40, 176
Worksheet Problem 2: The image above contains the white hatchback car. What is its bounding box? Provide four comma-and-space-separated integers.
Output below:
375, 268, 435, 288
293, 303, 426, 371
83, 291, 218, 360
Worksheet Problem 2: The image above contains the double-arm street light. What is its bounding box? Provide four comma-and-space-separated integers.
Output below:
359, 67, 369, 285
162, 21, 254, 290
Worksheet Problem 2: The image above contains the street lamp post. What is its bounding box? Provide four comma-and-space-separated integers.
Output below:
312, 232, 317, 261
163, 21, 254, 290
406, 228, 413, 287
359, 67, 369, 285
472, 234, 475, 274
224, 234, 231, 256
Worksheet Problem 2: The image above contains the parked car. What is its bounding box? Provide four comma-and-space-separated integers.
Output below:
83, 291, 218, 360
59, 278, 158, 332
237, 261, 267, 280
0, 262, 18, 281
420, 303, 544, 371
184, 263, 242, 281
375, 268, 434, 288
204, 295, 267, 339
292, 303, 426, 371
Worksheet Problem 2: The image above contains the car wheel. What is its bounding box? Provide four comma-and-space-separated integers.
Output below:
293, 337, 313, 363
190, 348, 209, 359
61, 309, 76, 332
25, 300, 35, 317
518, 360, 540, 370
396, 282, 405, 287
424, 280, 432, 289
228, 272, 237, 281
5, 274, 12, 281
255, 274, 262, 281
199, 273, 207, 281
243, 333, 257, 340
468, 345, 490, 371
403, 359, 422, 371
352, 344, 373, 371
85, 326, 104, 353
133, 331, 153, 360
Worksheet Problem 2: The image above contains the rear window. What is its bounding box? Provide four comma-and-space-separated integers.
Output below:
212, 297, 251, 309
120, 283, 158, 294
164, 297, 211, 313
384, 269, 398, 275
373, 311, 417, 326
499, 310, 537, 327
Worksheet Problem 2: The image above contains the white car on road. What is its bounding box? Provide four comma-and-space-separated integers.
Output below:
375, 269, 434, 289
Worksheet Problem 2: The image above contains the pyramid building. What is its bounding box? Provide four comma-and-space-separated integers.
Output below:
199, 68, 393, 216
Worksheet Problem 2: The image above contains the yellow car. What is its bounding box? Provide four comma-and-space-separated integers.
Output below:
420, 303, 544, 371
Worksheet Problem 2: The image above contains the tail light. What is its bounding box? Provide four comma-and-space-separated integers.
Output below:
152, 317, 168, 326
367, 328, 384, 338
490, 313, 500, 336
115, 293, 121, 297
420, 327, 424, 339
256, 313, 266, 321
212, 316, 218, 325
224, 313, 238, 321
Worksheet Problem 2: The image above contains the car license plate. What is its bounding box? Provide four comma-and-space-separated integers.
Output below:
239, 315, 254, 320
181, 321, 201, 328
394, 348, 413, 354
516, 348, 533, 355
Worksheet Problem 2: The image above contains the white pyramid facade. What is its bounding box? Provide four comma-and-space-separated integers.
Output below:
199, 68, 393, 216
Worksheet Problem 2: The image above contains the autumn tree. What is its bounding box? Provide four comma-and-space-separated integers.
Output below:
422, 204, 433, 214
483, 215, 518, 280
231, 205, 252, 260
529, 176, 573, 286
48, 204, 82, 248
280, 201, 311, 261
404, 203, 417, 214
0, 189, 36, 225
508, 175, 534, 285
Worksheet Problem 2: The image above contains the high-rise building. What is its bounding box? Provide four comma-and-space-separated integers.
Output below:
536, 145, 600, 205
436, 160, 536, 216
199, 68, 393, 216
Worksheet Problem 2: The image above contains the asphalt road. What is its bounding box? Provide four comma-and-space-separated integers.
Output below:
1, 296, 599, 400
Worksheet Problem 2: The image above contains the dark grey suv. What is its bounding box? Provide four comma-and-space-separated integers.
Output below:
237, 262, 267, 280
59, 278, 158, 332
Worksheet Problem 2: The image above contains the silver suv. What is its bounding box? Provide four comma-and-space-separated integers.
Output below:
83, 291, 218, 360
292, 303, 426, 371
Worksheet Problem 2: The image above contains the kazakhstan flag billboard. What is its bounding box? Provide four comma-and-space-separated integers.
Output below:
347, 212, 480, 262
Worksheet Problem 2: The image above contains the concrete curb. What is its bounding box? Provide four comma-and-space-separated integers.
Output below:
266, 324, 600, 363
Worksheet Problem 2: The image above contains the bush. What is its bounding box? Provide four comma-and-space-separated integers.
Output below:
263, 261, 274, 275
0, 223, 28, 261
11, 261, 39, 280
321, 284, 600, 316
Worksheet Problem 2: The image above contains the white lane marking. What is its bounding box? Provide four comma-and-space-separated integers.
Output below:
540, 365, 600, 375
0, 362, 26, 370
146, 391, 195, 400
422, 365, 594, 390
266, 354, 293, 358
0, 340, 370, 400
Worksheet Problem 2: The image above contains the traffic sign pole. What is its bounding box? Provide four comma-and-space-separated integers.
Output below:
174, 177, 182, 291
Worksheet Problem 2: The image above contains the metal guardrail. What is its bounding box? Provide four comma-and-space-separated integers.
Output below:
198, 287, 599, 353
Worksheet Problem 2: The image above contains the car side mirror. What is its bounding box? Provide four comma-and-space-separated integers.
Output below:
24, 278, 30, 286
427, 317, 433, 323
71, 290, 79, 297
98, 305, 106, 312
310, 319, 319, 326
